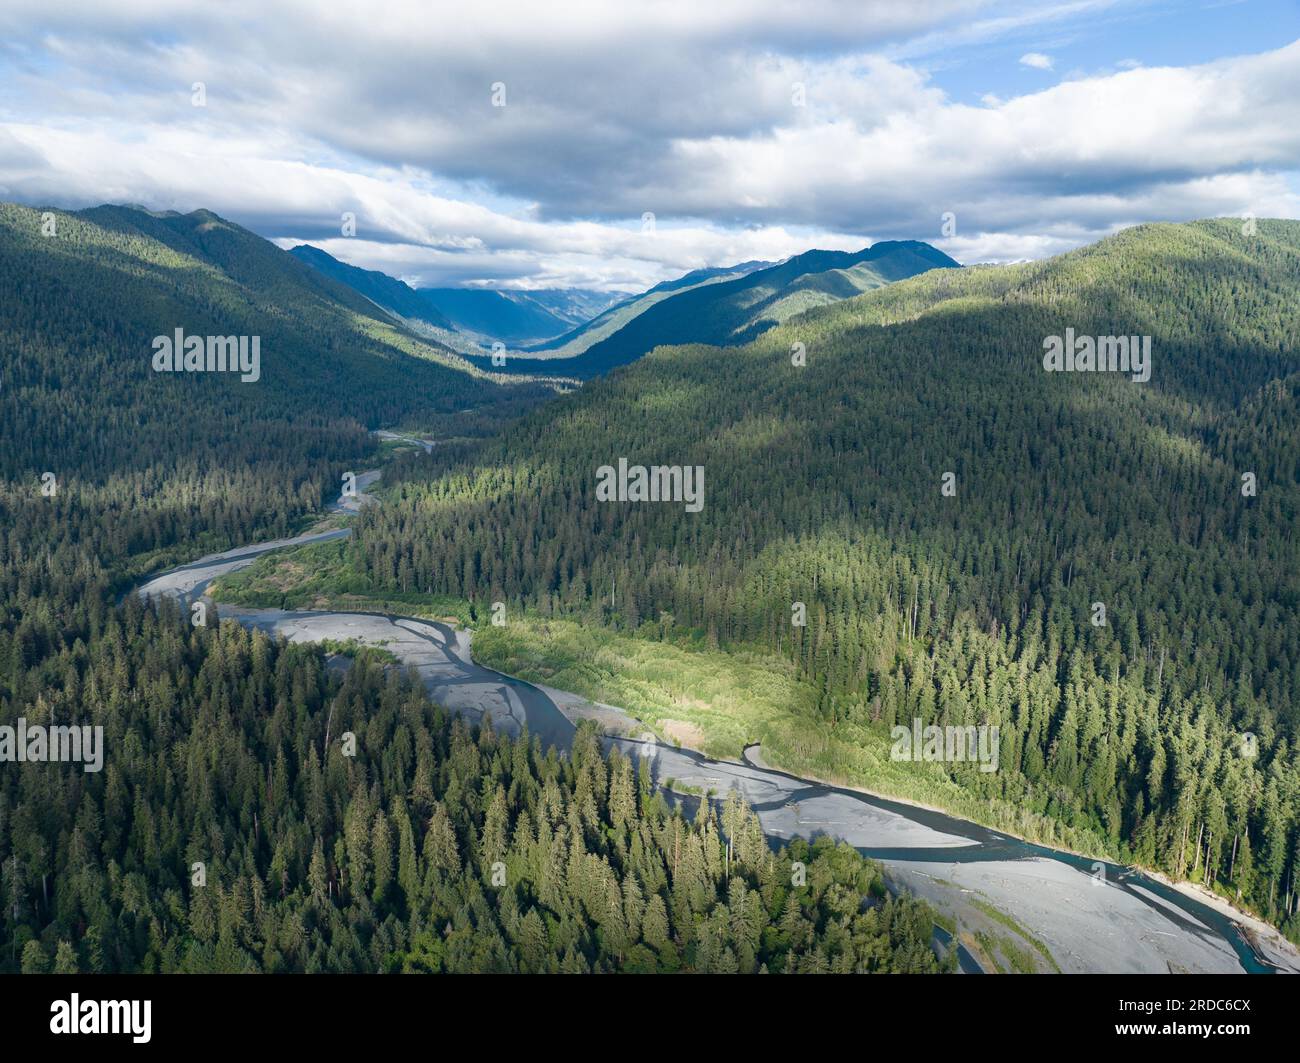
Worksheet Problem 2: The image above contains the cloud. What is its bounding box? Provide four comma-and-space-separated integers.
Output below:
641, 42, 1300, 236
1020, 52, 1055, 70
0, 2, 1295, 289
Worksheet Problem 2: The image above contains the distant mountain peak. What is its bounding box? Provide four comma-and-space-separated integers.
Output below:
474, 237, 959, 378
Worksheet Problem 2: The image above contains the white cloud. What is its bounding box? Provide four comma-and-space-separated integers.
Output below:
646, 42, 1300, 236
1020, 52, 1055, 70
0, 2, 1295, 289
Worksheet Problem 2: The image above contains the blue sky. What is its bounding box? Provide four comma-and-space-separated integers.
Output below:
911, 1, 1300, 103
0, 1, 1296, 290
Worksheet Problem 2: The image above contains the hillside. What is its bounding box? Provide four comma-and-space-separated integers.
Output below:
520, 261, 772, 360
348, 218, 1300, 939
288, 243, 458, 331
415, 286, 620, 345
290, 243, 623, 350
0, 201, 554, 592
478, 240, 960, 377
0, 203, 556, 471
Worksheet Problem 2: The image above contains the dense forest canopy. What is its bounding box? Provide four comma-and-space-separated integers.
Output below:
0, 201, 557, 591
353, 219, 1300, 936
2, 606, 941, 974
4, 203, 1298, 968
0, 201, 942, 973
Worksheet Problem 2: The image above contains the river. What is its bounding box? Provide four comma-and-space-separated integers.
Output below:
134, 455, 1297, 975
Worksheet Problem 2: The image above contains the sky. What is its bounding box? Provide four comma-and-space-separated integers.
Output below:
0, 0, 1297, 292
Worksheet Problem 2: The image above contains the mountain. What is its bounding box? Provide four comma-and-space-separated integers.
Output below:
0, 200, 947, 979
414, 286, 620, 345
288, 240, 952, 376
288, 243, 457, 331
3, 204, 554, 465
509, 287, 624, 329
289, 243, 623, 348
520, 261, 772, 360
0, 201, 554, 579
479, 240, 959, 377
353, 219, 1300, 940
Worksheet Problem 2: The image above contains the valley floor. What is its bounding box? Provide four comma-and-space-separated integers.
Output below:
516, 671, 1300, 976
137, 434, 1300, 975
146, 582, 1300, 972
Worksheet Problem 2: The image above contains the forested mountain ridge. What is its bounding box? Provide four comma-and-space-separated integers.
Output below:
291, 242, 624, 352
288, 238, 953, 379
479, 240, 960, 378
811, 219, 1300, 406
288, 243, 459, 331
0, 197, 561, 659
354, 218, 1300, 938
0, 200, 949, 975
518, 260, 773, 360
0, 202, 558, 477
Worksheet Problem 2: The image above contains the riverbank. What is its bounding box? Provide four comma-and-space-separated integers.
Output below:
1157, 874, 1300, 974
474, 654, 1299, 974
145, 437, 1297, 974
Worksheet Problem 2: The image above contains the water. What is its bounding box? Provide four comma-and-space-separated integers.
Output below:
131, 472, 1283, 975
